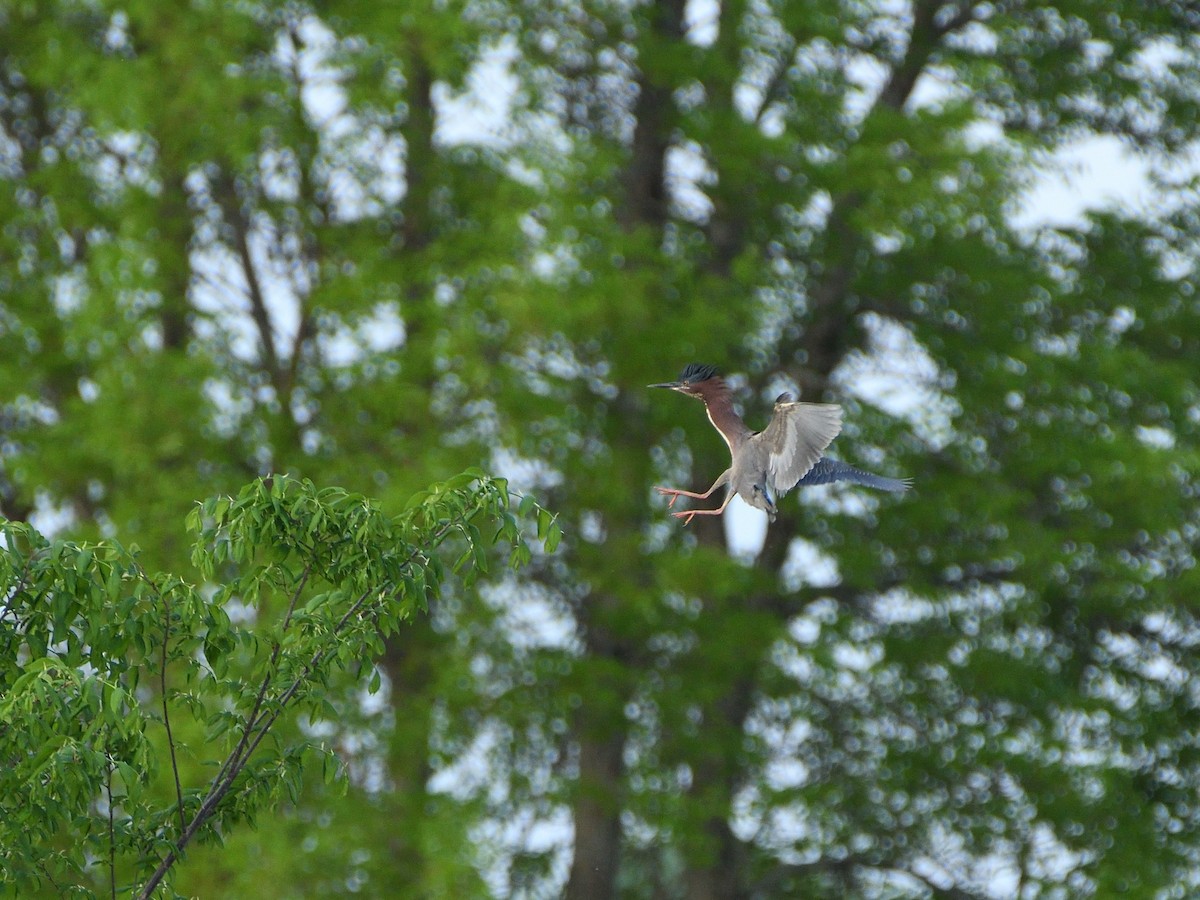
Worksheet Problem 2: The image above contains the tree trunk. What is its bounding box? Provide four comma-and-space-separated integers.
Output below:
379, 615, 444, 890
567, 728, 626, 900
566, 587, 635, 899
619, 0, 686, 230
566, 2, 688, 894
683, 676, 755, 900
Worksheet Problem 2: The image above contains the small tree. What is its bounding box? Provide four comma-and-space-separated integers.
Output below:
0, 472, 557, 899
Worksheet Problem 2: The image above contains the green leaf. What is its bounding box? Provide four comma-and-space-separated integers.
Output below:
442, 471, 480, 491
544, 521, 563, 554
403, 490, 432, 511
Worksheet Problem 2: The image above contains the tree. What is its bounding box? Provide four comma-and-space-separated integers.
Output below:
3, 4, 533, 893
1, 473, 553, 898
461, 1, 1200, 896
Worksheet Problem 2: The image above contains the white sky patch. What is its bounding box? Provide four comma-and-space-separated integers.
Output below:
435, 38, 521, 147
844, 52, 891, 121
1013, 136, 1156, 229
909, 61, 967, 111
491, 446, 565, 494
27, 491, 77, 539
474, 805, 573, 899
361, 302, 405, 351
320, 331, 360, 369
277, 16, 350, 135
428, 721, 504, 800
203, 378, 254, 438
51, 270, 87, 315
832, 639, 880, 671
481, 580, 576, 651
684, 0, 718, 47
77, 377, 99, 403
870, 587, 937, 625
1135, 424, 1175, 450
962, 118, 1005, 152
780, 537, 840, 591
835, 313, 957, 450
321, 303, 407, 368
667, 140, 715, 223
725, 495, 769, 558
835, 12, 1181, 237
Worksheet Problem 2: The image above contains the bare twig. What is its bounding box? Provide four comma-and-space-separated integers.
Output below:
106, 762, 116, 900
0, 552, 38, 626
753, 39, 798, 127
159, 587, 186, 837
127, 559, 189, 837
225, 190, 282, 385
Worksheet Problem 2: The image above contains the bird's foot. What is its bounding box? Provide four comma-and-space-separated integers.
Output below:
671, 510, 697, 526
654, 486, 682, 509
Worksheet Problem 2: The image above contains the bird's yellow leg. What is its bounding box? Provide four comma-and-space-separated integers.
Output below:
671, 489, 735, 526
655, 470, 730, 509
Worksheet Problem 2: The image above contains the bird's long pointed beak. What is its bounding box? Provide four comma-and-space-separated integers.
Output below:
649, 381, 684, 390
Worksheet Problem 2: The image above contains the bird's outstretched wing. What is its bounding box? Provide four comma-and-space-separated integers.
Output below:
796, 457, 912, 492
758, 399, 843, 493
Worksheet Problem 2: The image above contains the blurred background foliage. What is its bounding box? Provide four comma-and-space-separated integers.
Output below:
3, 1, 1200, 897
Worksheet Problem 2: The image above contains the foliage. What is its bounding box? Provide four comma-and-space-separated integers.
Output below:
0, 473, 553, 898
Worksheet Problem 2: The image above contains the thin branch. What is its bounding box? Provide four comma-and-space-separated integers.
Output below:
217, 175, 283, 389
283, 14, 318, 388
286, 312, 314, 404
128, 558, 189, 838
159, 588, 186, 837
205, 563, 313, 807
192, 268, 250, 310
753, 39, 798, 127
891, 863, 982, 900
752, 854, 985, 899
33, 858, 73, 898
0, 551, 38, 625
932, 0, 981, 39
106, 762, 116, 900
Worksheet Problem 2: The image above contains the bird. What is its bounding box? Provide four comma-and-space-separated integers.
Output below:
651, 363, 910, 525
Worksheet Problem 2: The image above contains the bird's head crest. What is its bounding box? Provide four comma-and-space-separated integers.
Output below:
678, 363, 719, 384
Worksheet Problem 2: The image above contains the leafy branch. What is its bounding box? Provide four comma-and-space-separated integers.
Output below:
0, 471, 557, 898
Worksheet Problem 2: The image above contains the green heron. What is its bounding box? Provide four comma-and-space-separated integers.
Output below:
651, 363, 911, 525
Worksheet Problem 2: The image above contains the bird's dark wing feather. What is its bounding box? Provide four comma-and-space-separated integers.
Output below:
796, 457, 912, 492
759, 400, 843, 493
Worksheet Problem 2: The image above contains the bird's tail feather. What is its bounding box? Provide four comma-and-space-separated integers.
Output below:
797, 458, 911, 492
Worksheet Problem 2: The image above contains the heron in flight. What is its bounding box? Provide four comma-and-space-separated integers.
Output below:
651, 363, 910, 525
